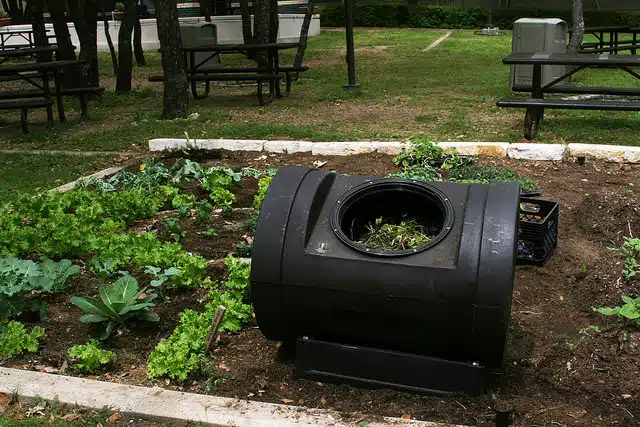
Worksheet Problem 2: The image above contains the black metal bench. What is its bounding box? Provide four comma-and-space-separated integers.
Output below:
0, 98, 54, 133
0, 87, 104, 118
497, 98, 640, 140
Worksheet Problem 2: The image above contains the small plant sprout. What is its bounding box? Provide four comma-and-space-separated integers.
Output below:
609, 237, 640, 279
195, 200, 214, 225
144, 266, 182, 294
162, 217, 185, 242
199, 228, 217, 238
594, 296, 640, 329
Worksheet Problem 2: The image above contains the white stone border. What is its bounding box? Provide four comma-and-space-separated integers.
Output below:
0, 367, 463, 427
148, 138, 640, 163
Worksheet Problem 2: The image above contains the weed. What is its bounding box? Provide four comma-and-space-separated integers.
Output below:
199, 228, 217, 238
594, 296, 640, 329
609, 237, 640, 279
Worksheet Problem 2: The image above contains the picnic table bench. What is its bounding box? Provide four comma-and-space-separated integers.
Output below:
149, 42, 309, 105
497, 52, 640, 140
0, 59, 100, 132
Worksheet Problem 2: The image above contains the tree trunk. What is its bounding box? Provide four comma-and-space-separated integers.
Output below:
198, 0, 212, 21
2, 0, 26, 24
134, 13, 146, 66
156, 0, 188, 119
29, 0, 49, 62
48, 0, 76, 61
293, 1, 313, 70
101, 8, 118, 76
116, 0, 137, 93
213, 0, 228, 16
68, 0, 100, 87
268, 0, 278, 44
252, 0, 269, 67
239, 0, 252, 46
569, 0, 584, 52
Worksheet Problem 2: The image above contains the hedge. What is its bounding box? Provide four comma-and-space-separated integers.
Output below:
319, 3, 640, 30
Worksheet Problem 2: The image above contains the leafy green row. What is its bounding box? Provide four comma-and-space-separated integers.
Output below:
147, 254, 252, 380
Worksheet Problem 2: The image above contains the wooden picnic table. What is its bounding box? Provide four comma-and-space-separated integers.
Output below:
498, 52, 640, 139
0, 59, 86, 123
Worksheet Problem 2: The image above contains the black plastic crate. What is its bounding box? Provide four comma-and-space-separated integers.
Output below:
517, 197, 559, 266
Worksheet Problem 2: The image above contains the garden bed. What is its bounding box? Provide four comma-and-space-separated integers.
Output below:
1, 148, 639, 427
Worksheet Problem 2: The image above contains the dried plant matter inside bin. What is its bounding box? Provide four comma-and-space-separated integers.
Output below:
358, 216, 435, 251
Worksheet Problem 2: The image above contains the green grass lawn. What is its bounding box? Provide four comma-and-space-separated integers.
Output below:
0, 152, 129, 202
0, 29, 639, 195
2, 29, 639, 151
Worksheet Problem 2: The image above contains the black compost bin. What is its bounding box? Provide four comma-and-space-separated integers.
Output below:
250, 166, 521, 395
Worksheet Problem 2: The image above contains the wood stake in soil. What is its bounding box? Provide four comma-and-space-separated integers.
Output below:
205, 306, 226, 354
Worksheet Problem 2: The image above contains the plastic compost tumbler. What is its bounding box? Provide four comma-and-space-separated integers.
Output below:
250, 166, 520, 395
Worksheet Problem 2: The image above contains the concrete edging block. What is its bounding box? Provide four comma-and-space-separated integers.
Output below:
263, 140, 313, 153
439, 142, 510, 157
0, 367, 461, 427
311, 142, 375, 156
507, 143, 565, 161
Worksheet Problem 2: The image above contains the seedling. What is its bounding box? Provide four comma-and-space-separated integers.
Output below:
200, 228, 217, 238
144, 265, 182, 295
609, 237, 640, 279
234, 241, 253, 257
195, 200, 214, 224
162, 217, 185, 242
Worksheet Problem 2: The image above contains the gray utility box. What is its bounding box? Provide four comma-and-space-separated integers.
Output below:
180, 23, 218, 70
510, 18, 569, 91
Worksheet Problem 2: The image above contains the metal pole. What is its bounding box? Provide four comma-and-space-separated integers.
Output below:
343, 0, 358, 90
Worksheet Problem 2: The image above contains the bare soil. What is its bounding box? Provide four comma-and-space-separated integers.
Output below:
4, 151, 640, 427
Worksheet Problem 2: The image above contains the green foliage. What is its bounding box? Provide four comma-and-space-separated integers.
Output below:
390, 138, 537, 190
162, 217, 185, 242
90, 231, 206, 287
449, 164, 539, 191
0, 257, 80, 318
108, 158, 170, 191
199, 228, 217, 238
594, 296, 640, 329
0, 321, 45, 358
234, 241, 252, 257
0, 186, 176, 259
253, 176, 273, 210
172, 194, 195, 219
247, 215, 259, 232
146, 308, 210, 380
146, 255, 252, 380
393, 136, 445, 169
88, 258, 118, 283
170, 159, 206, 185
71, 275, 159, 339
320, 3, 640, 30
194, 200, 213, 225
144, 265, 182, 294
610, 237, 640, 279
201, 169, 236, 215
67, 340, 116, 373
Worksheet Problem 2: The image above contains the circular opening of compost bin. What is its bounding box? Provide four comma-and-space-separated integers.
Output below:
330, 180, 454, 257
